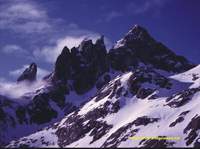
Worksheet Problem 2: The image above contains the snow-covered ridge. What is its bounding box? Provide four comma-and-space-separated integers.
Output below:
170, 64, 200, 88
6, 65, 200, 148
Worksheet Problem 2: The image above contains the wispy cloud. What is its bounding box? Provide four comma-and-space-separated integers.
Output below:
0, 0, 51, 34
0, 78, 47, 99
0, 63, 50, 99
9, 65, 50, 80
33, 31, 112, 63
33, 36, 88, 63
2, 44, 27, 54
30, 21, 112, 63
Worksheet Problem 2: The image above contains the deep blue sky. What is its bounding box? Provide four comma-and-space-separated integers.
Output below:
0, 0, 200, 81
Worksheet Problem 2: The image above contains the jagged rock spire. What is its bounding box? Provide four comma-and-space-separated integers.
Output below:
54, 46, 71, 82
95, 35, 106, 49
17, 63, 37, 82
50, 24, 195, 94
78, 38, 93, 52
51, 35, 109, 94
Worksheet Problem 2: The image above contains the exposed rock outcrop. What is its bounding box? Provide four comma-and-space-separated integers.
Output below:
51, 36, 109, 94
17, 63, 37, 82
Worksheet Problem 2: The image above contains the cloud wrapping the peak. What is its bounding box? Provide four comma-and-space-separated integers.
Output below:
33, 36, 88, 63
32, 24, 112, 63
0, 63, 48, 99
9, 65, 50, 80
33, 34, 112, 63
0, 79, 47, 99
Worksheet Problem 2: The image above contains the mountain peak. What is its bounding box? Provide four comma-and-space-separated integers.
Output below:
111, 24, 195, 72
114, 24, 155, 48
126, 24, 154, 42
78, 38, 93, 51
53, 46, 71, 82
95, 35, 104, 45
95, 35, 106, 52
127, 24, 146, 34
17, 62, 37, 82
60, 46, 70, 56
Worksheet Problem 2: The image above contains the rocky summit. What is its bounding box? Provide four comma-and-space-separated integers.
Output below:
46, 25, 194, 95
17, 63, 37, 82
1, 25, 200, 148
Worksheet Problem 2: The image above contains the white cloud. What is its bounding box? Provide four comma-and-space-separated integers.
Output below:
32, 23, 113, 63
0, 0, 51, 34
0, 63, 50, 99
9, 65, 50, 80
0, 2, 46, 19
33, 35, 98, 63
0, 79, 47, 99
34, 36, 83, 63
2, 44, 27, 55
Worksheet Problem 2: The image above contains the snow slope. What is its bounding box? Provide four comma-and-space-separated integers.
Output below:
7, 65, 200, 148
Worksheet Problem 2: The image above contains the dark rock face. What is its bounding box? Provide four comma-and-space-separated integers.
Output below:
139, 136, 175, 148
101, 116, 159, 148
21, 82, 74, 125
111, 25, 195, 73
108, 47, 138, 71
166, 87, 200, 108
131, 116, 159, 127
127, 68, 172, 97
53, 47, 71, 82
102, 127, 139, 148
96, 74, 111, 89
0, 96, 17, 145
17, 63, 37, 82
184, 115, 200, 146
54, 78, 127, 147
194, 139, 200, 148
0, 96, 16, 126
51, 36, 109, 94
136, 88, 154, 99
192, 74, 199, 81
16, 106, 28, 124
95, 77, 125, 103
56, 115, 112, 147
169, 111, 190, 127
0, 81, 77, 145
55, 101, 116, 147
